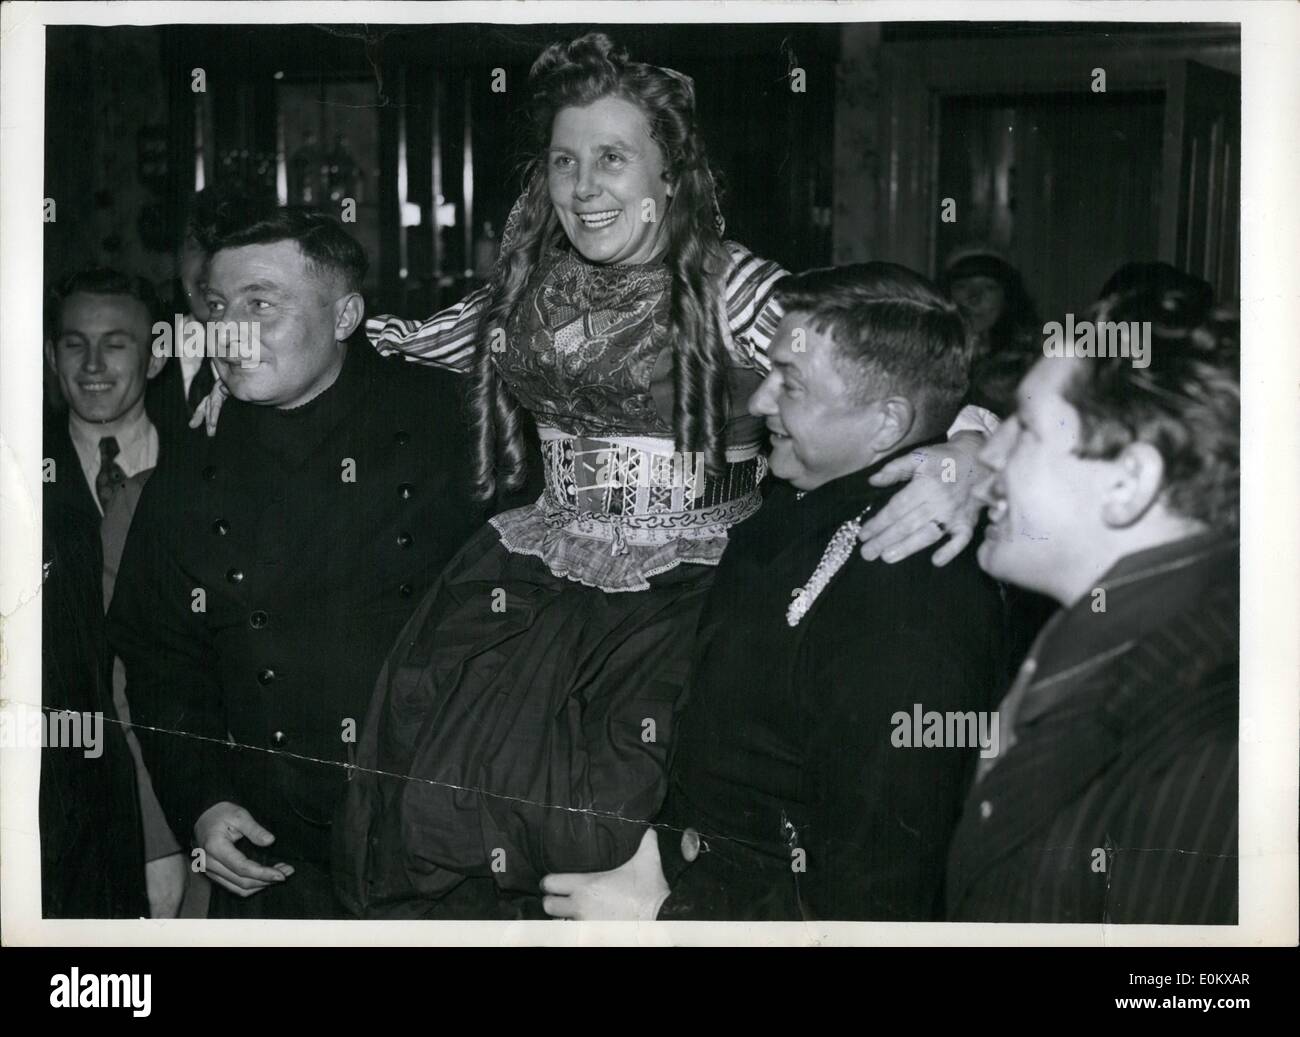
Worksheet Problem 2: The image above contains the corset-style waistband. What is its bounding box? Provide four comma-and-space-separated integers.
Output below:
489, 429, 767, 589
539, 430, 765, 523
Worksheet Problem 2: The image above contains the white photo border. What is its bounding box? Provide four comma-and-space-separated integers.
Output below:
2, 0, 1295, 948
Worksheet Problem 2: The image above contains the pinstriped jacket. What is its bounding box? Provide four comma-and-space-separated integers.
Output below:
946, 532, 1239, 924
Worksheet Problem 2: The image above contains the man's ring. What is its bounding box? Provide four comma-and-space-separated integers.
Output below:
932, 519, 948, 535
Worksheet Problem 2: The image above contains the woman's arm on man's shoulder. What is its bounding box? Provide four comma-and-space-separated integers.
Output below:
720, 241, 787, 370
365, 282, 494, 373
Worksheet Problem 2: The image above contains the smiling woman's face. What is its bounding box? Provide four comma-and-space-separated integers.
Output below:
547, 95, 672, 265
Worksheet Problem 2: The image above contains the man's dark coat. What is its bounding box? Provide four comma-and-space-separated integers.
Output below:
655, 445, 1008, 920
107, 344, 486, 889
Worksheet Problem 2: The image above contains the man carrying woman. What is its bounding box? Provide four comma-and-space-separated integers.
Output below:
193, 32, 993, 919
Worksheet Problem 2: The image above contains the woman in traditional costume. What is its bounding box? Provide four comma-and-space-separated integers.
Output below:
262, 33, 992, 917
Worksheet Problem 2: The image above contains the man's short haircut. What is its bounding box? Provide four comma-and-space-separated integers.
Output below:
773, 262, 972, 436
206, 206, 368, 295
1065, 287, 1239, 531
46, 267, 162, 340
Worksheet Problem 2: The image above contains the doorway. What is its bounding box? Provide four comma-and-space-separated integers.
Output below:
936, 90, 1165, 320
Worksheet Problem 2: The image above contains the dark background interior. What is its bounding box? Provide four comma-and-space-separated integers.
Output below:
43, 20, 1240, 324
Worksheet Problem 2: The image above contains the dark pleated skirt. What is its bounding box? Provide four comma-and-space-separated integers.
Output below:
333, 522, 715, 918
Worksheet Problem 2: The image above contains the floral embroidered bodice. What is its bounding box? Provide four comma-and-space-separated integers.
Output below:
495, 246, 679, 438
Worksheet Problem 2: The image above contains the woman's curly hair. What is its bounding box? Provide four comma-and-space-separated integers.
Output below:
468, 32, 730, 501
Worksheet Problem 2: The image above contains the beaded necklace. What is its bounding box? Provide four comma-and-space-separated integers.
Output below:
786, 501, 875, 628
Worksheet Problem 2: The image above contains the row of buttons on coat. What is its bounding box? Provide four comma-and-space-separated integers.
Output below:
205, 439, 417, 751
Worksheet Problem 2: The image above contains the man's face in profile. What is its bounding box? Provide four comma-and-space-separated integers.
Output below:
204, 239, 353, 409
976, 356, 1108, 602
747, 312, 881, 491
46, 291, 164, 424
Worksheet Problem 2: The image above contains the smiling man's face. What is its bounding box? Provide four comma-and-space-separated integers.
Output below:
547, 95, 672, 266
747, 312, 883, 491
204, 239, 351, 409
47, 292, 164, 425
976, 357, 1113, 601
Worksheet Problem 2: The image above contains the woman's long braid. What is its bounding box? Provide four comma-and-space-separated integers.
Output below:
469, 169, 555, 502
666, 163, 730, 477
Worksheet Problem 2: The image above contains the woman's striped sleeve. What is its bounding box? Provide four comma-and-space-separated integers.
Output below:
722, 242, 789, 371
363, 283, 493, 373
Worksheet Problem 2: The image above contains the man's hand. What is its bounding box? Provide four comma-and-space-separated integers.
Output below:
193, 801, 294, 898
540, 828, 670, 921
858, 431, 988, 566
145, 851, 189, 918
187, 376, 228, 438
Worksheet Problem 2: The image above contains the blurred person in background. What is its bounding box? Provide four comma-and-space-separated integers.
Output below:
147, 186, 279, 440
940, 247, 1041, 420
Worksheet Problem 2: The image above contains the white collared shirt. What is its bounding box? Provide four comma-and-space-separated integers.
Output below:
68, 409, 159, 515
948, 404, 999, 438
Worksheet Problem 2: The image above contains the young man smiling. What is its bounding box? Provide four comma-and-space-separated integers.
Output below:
43, 269, 192, 917
44, 270, 168, 523
946, 288, 1240, 924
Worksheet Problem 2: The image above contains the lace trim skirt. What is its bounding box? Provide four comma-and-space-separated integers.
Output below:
490, 430, 767, 593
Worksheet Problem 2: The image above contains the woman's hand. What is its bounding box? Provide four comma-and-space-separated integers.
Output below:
188, 374, 229, 438
857, 431, 988, 566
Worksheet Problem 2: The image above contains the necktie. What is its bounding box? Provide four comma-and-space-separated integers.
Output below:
96, 435, 127, 515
